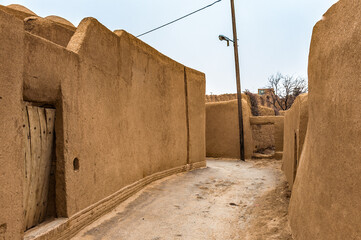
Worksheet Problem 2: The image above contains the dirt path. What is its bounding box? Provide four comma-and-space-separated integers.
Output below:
72, 159, 292, 240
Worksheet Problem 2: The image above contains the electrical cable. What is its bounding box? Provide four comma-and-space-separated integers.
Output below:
137, 0, 222, 38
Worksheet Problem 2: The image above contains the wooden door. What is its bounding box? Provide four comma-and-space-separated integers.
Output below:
23, 105, 56, 230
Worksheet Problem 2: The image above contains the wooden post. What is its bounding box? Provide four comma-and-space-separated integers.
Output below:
230, 0, 245, 161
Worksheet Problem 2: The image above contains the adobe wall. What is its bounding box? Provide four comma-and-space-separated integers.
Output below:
249, 116, 284, 158
281, 94, 308, 189
185, 68, 206, 164
206, 94, 276, 116
23, 32, 78, 103
206, 98, 254, 159
0, 4, 75, 48
251, 124, 274, 152
0, 6, 206, 240
24, 16, 75, 47
205, 93, 237, 102
273, 116, 284, 155
0, 10, 24, 240
289, 1, 361, 239
64, 19, 193, 215
0, 4, 36, 20
258, 105, 275, 116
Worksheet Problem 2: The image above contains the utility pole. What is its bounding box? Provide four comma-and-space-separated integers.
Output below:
230, 0, 245, 161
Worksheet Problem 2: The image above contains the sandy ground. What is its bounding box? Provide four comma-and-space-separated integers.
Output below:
72, 159, 292, 240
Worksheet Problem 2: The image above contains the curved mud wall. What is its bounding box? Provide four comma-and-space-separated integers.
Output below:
206, 98, 254, 159
0, 6, 205, 240
281, 94, 308, 189
289, 1, 361, 239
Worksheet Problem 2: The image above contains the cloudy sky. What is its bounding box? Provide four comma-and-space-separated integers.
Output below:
2, 0, 338, 94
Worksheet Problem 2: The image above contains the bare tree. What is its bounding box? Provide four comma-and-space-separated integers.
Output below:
267, 73, 308, 111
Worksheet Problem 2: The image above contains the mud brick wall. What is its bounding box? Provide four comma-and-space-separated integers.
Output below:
0, 5, 206, 239
281, 94, 308, 189
206, 98, 254, 159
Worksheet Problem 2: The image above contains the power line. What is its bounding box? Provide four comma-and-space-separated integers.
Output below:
137, 0, 222, 38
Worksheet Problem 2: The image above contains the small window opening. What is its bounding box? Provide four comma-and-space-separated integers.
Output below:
73, 158, 80, 171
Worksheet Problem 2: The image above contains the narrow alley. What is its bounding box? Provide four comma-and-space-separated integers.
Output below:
73, 159, 292, 240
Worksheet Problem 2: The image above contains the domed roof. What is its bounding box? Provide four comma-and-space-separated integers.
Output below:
45, 15, 75, 28
6, 4, 36, 15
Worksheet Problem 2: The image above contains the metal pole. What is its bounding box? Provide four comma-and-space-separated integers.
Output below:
230, 0, 245, 161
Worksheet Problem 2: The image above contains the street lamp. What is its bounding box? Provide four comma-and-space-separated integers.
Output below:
219, 0, 245, 161
218, 35, 233, 46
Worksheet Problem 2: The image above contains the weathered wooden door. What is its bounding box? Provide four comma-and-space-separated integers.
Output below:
23, 105, 56, 230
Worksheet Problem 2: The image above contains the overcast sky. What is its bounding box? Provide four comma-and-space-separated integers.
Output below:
2, 0, 338, 94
